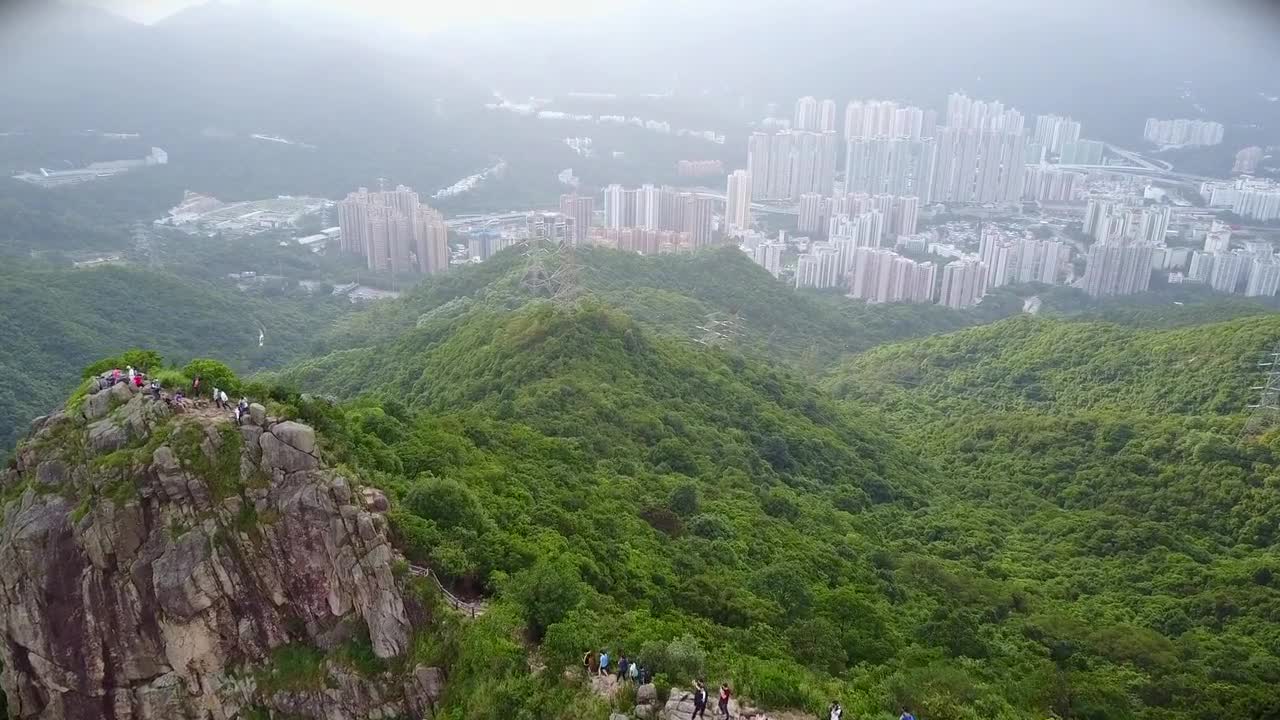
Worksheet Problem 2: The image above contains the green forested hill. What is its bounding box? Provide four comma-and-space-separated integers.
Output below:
10, 244, 1280, 719
825, 314, 1280, 719
832, 314, 1280, 415
0, 263, 347, 449
267, 262, 1280, 719
309, 245, 1020, 372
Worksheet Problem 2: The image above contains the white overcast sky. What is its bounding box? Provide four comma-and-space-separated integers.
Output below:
78, 0, 609, 26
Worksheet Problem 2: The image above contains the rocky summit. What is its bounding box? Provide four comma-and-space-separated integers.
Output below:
0, 381, 442, 720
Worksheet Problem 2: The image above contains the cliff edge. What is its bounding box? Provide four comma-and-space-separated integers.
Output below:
0, 380, 442, 720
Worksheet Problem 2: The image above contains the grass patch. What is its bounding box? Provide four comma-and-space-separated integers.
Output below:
171, 420, 244, 502
255, 644, 329, 693
332, 622, 388, 677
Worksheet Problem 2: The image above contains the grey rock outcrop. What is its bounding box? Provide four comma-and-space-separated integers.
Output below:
0, 405, 421, 720
661, 688, 741, 720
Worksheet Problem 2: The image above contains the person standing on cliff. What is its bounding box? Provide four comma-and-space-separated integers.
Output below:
690, 680, 708, 719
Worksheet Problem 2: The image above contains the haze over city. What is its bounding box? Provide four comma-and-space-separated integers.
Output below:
1, 2, 1280, 720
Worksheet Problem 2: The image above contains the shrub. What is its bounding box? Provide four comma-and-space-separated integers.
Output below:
181, 358, 239, 397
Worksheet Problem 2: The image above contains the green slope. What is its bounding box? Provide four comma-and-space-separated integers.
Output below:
306, 244, 1020, 373
825, 314, 1280, 720
0, 263, 347, 449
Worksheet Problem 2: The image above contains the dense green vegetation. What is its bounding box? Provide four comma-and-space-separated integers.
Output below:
826, 315, 1280, 719
262, 251, 1280, 719
0, 262, 349, 449
10, 240, 1280, 718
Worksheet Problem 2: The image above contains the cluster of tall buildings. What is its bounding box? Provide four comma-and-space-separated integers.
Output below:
978, 230, 1065, 287
746, 238, 786, 277
746, 130, 841, 201
1143, 118, 1224, 147
1082, 199, 1172, 246
929, 126, 1027, 204
795, 238, 935, 303
1022, 166, 1083, 204
1185, 225, 1280, 297
938, 260, 989, 309
945, 93, 1025, 133
1201, 178, 1280, 222
337, 185, 448, 274
604, 184, 715, 248
843, 99, 932, 142
1032, 115, 1082, 155
844, 136, 937, 201
794, 96, 839, 132
1076, 198, 1167, 297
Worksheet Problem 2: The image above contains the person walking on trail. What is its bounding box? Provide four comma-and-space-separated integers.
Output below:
126, 366, 135, 383
212, 387, 221, 409
236, 398, 249, 423
628, 660, 639, 683
150, 380, 162, 401
717, 683, 731, 719
598, 650, 610, 677
899, 707, 915, 720
829, 700, 843, 720
690, 680, 708, 719
616, 654, 629, 682
219, 389, 229, 410
192, 375, 202, 396
583, 650, 596, 676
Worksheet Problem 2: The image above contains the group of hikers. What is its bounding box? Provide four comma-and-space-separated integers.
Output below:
581, 650, 917, 720
100, 366, 251, 422
582, 649, 652, 685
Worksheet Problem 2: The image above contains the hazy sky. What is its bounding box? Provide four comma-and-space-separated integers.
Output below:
78, 0, 609, 27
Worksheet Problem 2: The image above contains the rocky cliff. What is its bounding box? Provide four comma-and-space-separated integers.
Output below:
0, 381, 442, 720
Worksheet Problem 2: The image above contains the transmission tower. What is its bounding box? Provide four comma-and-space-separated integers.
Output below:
1243, 341, 1280, 437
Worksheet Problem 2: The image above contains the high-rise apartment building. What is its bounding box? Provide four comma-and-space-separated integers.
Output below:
746, 130, 837, 201
1033, 114, 1082, 154
938, 259, 989, 308
1022, 167, 1083, 203
559, 193, 595, 244
725, 170, 753, 233
751, 241, 786, 277
797, 193, 826, 235
848, 248, 936, 303
337, 185, 449, 274
1144, 118, 1224, 147
527, 212, 576, 245
1246, 258, 1280, 297
682, 195, 715, 248
818, 99, 838, 132
930, 127, 1025, 204
1082, 244, 1155, 297
794, 96, 819, 130
1203, 221, 1232, 253
1207, 251, 1248, 293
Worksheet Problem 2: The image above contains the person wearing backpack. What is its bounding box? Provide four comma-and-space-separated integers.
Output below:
690, 680, 708, 719
829, 700, 844, 720
900, 707, 916, 720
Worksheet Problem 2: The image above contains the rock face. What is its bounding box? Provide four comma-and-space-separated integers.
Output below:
0, 388, 431, 720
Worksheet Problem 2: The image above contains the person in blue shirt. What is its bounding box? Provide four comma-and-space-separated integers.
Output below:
598, 650, 610, 676
900, 707, 916, 720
